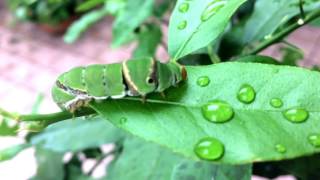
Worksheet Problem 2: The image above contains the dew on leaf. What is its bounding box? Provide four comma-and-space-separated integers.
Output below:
179, 3, 189, 13
201, 0, 227, 21
308, 134, 320, 147
197, 76, 210, 87
264, 34, 272, 40
283, 108, 309, 123
270, 98, 283, 108
275, 144, 286, 153
201, 100, 234, 123
194, 137, 224, 160
177, 20, 187, 30
237, 84, 256, 104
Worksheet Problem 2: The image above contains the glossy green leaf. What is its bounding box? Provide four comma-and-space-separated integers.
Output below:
64, 7, 109, 44
112, 0, 154, 47
107, 136, 251, 180
92, 60, 320, 164
31, 147, 64, 180
168, 0, 246, 60
242, 0, 320, 44
31, 116, 125, 152
0, 143, 30, 162
132, 24, 162, 58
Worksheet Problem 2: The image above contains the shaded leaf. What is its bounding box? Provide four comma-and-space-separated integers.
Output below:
280, 46, 304, 66
31, 116, 125, 152
92, 60, 320, 164
242, 0, 320, 44
168, 0, 246, 59
133, 24, 162, 58
107, 136, 251, 180
31, 147, 64, 180
112, 0, 154, 47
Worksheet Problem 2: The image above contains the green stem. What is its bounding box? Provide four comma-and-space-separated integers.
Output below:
248, 8, 320, 55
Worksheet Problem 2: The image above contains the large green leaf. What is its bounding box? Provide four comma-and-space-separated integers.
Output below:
112, 0, 154, 47
168, 0, 246, 60
31, 116, 125, 152
92, 61, 320, 164
106, 136, 251, 180
242, 0, 320, 44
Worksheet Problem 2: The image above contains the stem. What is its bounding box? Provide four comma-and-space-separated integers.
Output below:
247, 8, 320, 55
207, 45, 221, 64
299, 0, 305, 18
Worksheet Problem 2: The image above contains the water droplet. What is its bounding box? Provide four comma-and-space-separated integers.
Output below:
270, 98, 283, 108
119, 117, 127, 125
197, 76, 210, 87
275, 144, 286, 153
179, 3, 189, 13
201, 0, 227, 21
264, 34, 272, 40
308, 134, 320, 147
201, 100, 234, 123
237, 84, 256, 104
194, 137, 224, 160
297, 18, 305, 25
283, 108, 309, 123
177, 20, 187, 30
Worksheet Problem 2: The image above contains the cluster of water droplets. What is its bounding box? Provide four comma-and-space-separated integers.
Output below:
193, 75, 315, 160
176, 0, 227, 30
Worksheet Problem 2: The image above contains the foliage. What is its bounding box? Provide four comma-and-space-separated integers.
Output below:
6, 0, 84, 25
2, 0, 320, 179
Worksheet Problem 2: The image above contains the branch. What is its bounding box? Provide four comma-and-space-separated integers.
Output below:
247, 8, 320, 55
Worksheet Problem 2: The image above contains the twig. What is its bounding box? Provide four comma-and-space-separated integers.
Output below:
247, 8, 320, 55
299, 0, 305, 18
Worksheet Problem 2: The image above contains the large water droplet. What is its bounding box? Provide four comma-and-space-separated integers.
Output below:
201, 0, 227, 22
308, 134, 320, 147
275, 144, 286, 153
270, 98, 283, 108
283, 108, 309, 123
194, 137, 224, 160
179, 3, 189, 13
197, 76, 210, 87
177, 20, 187, 30
237, 84, 256, 104
201, 100, 234, 123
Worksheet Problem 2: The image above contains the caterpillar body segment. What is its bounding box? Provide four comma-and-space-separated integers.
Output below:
52, 58, 187, 112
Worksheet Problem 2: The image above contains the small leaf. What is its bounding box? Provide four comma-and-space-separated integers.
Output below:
76, 0, 105, 12
0, 118, 18, 136
64, 7, 109, 44
112, 0, 154, 47
0, 143, 30, 162
31, 116, 125, 152
168, 0, 246, 60
280, 46, 304, 66
107, 136, 251, 180
92, 60, 320, 164
132, 24, 162, 58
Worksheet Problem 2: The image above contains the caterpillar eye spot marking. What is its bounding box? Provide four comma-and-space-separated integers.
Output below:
52, 58, 187, 112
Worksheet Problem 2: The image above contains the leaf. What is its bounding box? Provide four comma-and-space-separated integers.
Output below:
92, 60, 320, 164
31, 147, 64, 180
168, 0, 246, 60
0, 118, 18, 136
31, 116, 125, 152
0, 143, 30, 162
236, 55, 280, 65
132, 24, 162, 58
280, 46, 304, 66
76, 0, 105, 12
107, 136, 251, 180
64, 7, 109, 44
112, 0, 154, 47
241, 0, 320, 44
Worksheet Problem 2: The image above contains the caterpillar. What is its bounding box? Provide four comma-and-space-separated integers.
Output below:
52, 58, 187, 112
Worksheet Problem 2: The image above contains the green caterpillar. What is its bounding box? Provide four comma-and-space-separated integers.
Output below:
52, 58, 187, 112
